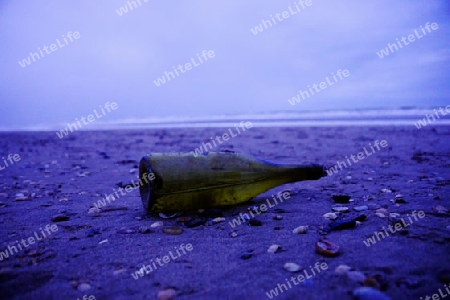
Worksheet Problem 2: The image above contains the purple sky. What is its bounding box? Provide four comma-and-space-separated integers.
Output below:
0, 0, 449, 130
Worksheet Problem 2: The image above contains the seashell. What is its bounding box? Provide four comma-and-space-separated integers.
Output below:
335, 264, 352, 275
267, 244, 281, 254
283, 262, 301, 272
323, 212, 338, 220
316, 239, 339, 257
292, 225, 309, 234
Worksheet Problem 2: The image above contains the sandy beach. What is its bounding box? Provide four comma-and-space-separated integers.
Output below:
0, 125, 449, 300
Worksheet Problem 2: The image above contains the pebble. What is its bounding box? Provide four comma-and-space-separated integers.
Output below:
157, 288, 177, 300
249, 219, 262, 226
151, 221, 164, 228
380, 189, 393, 193
353, 287, 391, 300
335, 264, 352, 275
332, 207, 349, 213
375, 213, 386, 218
184, 217, 206, 228
14, 193, 28, 201
389, 213, 400, 218
116, 227, 137, 234
284, 262, 301, 272
77, 283, 91, 292
113, 269, 126, 275
354, 205, 369, 212
267, 244, 281, 254
163, 227, 183, 235
347, 271, 366, 283
292, 225, 309, 234
332, 195, 351, 204
138, 226, 153, 234
229, 231, 238, 238
323, 212, 338, 220
316, 239, 339, 257
51, 214, 69, 222
273, 215, 283, 220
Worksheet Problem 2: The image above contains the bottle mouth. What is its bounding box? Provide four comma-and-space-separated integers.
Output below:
139, 157, 154, 211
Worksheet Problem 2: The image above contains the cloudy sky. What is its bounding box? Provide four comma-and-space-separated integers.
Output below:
0, 0, 449, 129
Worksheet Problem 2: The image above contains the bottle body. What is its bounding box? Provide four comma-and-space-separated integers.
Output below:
139, 152, 325, 212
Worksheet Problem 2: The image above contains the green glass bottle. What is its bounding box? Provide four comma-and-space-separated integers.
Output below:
139, 152, 325, 212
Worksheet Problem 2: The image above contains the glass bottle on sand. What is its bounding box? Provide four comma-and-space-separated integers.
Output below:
139, 152, 325, 212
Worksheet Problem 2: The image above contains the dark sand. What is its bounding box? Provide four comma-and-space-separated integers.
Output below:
0, 126, 449, 300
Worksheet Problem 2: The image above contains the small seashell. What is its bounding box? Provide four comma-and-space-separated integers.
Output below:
157, 288, 177, 300
98, 239, 108, 245
332, 207, 349, 213
77, 283, 91, 292
335, 264, 352, 275
212, 217, 225, 224
316, 239, 339, 257
292, 225, 309, 234
323, 212, 338, 220
159, 212, 180, 219
150, 221, 164, 228
229, 231, 238, 238
284, 262, 301, 272
354, 205, 368, 212
163, 227, 183, 235
267, 244, 281, 253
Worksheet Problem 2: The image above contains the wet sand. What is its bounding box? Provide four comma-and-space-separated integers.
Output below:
0, 126, 449, 300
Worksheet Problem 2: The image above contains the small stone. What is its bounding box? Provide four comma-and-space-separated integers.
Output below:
332, 207, 349, 213
249, 219, 262, 226
274, 215, 283, 220
375, 213, 386, 218
316, 239, 339, 257
138, 226, 153, 234
284, 262, 301, 272
163, 227, 183, 235
51, 214, 69, 222
323, 212, 338, 220
380, 189, 393, 193
14, 193, 28, 201
353, 287, 391, 300
116, 227, 137, 234
151, 221, 164, 228
157, 288, 177, 300
389, 213, 400, 218
212, 217, 225, 224
77, 283, 91, 292
240, 252, 252, 260
113, 269, 126, 275
335, 264, 352, 275
347, 271, 366, 283
292, 225, 309, 234
354, 205, 369, 212
229, 231, 238, 238
332, 195, 351, 204
267, 244, 281, 254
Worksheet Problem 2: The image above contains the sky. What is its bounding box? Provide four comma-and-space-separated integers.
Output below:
0, 0, 449, 130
